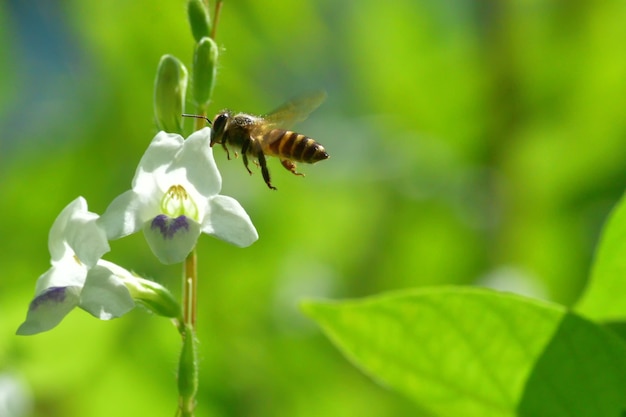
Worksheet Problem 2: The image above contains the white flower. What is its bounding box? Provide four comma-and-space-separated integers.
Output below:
17, 197, 135, 335
97, 128, 258, 264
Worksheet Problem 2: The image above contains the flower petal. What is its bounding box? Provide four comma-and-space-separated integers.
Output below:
201, 195, 259, 247
169, 127, 221, 197
65, 215, 109, 270
16, 286, 81, 335
48, 198, 85, 262
48, 197, 109, 267
132, 131, 184, 189
98, 190, 160, 240
79, 263, 135, 320
34, 260, 86, 296
143, 215, 202, 264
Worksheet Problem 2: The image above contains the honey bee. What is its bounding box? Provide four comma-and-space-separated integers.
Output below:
183, 91, 329, 190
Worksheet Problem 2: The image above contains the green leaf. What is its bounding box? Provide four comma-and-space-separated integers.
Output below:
303, 287, 626, 417
576, 192, 626, 321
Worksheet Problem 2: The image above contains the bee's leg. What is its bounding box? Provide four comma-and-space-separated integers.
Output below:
257, 152, 276, 190
242, 154, 253, 175
241, 139, 253, 175
281, 159, 305, 177
221, 142, 232, 160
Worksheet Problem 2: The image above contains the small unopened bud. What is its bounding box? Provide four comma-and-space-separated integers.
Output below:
192, 37, 218, 108
187, 0, 211, 43
126, 277, 182, 319
154, 55, 188, 133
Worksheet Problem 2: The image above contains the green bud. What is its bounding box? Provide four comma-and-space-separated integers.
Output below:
178, 324, 198, 413
192, 37, 218, 108
187, 0, 211, 43
125, 277, 182, 320
154, 55, 188, 133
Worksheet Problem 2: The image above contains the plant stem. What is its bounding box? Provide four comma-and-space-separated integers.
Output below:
210, 0, 223, 40
177, 2, 223, 414
183, 246, 198, 329
178, 247, 198, 416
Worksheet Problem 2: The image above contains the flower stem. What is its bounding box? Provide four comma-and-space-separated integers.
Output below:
177, 2, 223, 414
178, 247, 198, 416
210, 0, 223, 40
183, 247, 198, 328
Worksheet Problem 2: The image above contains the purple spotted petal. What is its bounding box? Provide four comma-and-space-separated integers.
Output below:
30, 287, 67, 310
151, 214, 191, 239
143, 215, 202, 264
17, 286, 81, 335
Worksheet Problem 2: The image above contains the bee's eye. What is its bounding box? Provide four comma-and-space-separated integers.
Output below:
214, 113, 229, 133
210, 113, 230, 144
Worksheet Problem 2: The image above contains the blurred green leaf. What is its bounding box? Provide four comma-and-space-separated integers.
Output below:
576, 193, 626, 321
303, 287, 626, 417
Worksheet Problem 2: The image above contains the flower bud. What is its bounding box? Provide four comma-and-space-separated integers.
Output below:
187, 0, 211, 43
192, 37, 218, 108
154, 55, 188, 133
126, 277, 182, 319
178, 324, 198, 410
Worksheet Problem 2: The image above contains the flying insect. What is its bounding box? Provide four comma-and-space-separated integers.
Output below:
184, 91, 329, 190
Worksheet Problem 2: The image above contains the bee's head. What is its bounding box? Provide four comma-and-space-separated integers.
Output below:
210, 111, 230, 147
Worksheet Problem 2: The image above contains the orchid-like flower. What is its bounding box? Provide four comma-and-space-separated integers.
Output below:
17, 197, 136, 335
97, 128, 258, 265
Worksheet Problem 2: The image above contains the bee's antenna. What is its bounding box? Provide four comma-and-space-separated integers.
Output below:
182, 114, 212, 126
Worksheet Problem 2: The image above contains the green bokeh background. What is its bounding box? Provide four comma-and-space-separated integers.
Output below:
2, 1, 626, 416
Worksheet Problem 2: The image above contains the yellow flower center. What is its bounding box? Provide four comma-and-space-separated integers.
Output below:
161, 185, 199, 220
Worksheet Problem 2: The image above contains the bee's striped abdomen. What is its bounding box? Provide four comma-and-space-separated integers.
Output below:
267, 129, 328, 163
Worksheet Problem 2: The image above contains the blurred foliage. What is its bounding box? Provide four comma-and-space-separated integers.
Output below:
2, 0, 626, 416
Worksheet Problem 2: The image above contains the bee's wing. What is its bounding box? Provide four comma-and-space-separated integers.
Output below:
263, 90, 327, 130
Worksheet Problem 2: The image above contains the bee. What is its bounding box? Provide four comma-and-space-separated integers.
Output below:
183, 91, 329, 190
